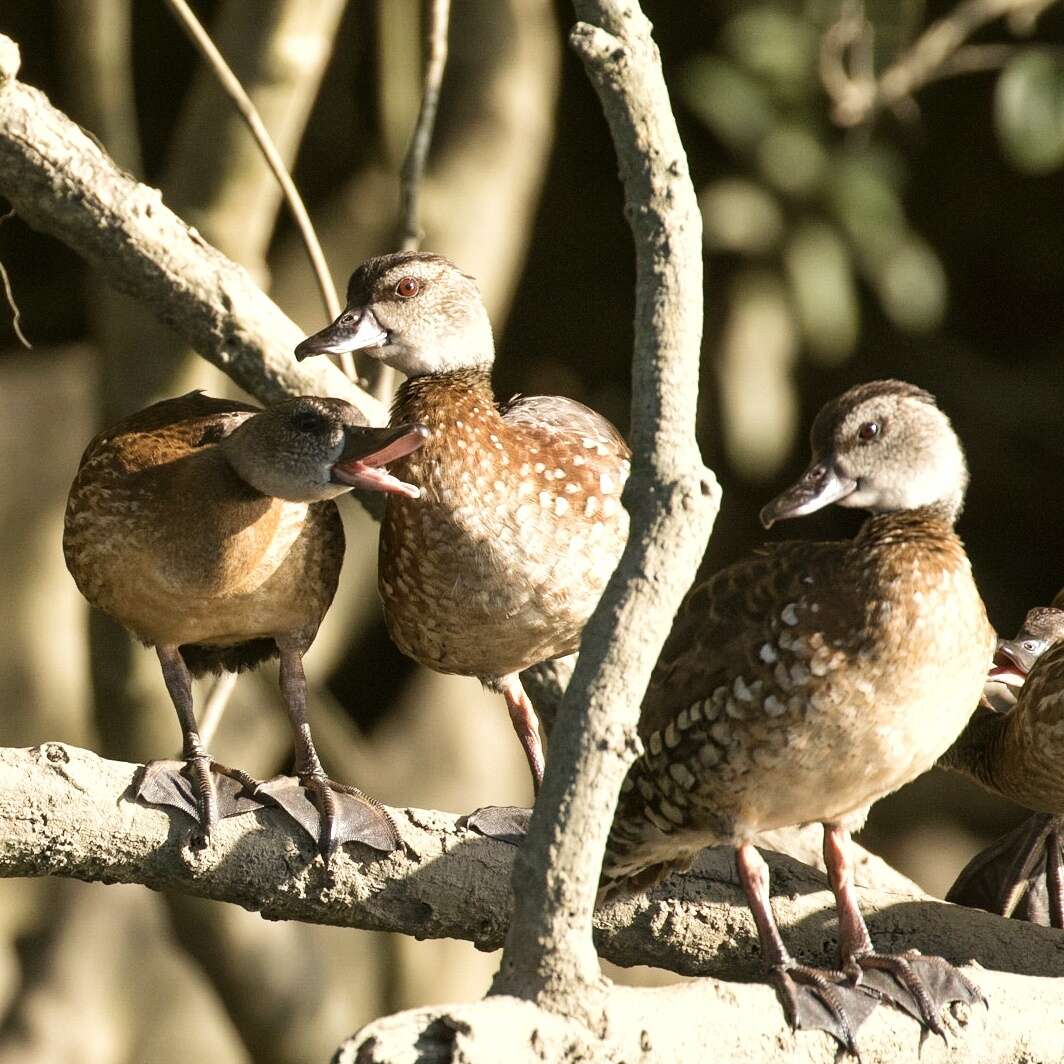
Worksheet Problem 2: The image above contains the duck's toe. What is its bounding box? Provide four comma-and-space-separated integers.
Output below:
852, 951, 986, 1037
136, 758, 263, 845
257, 774, 400, 860
772, 962, 880, 1054
463, 805, 531, 845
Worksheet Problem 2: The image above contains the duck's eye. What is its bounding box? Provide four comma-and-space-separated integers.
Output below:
856, 420, 880, 442
395, 276, 420, 299
293, 412, 325, 433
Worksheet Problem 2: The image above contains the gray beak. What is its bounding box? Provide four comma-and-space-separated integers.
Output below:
295, 306, 388, 361
759, 455, 857, 529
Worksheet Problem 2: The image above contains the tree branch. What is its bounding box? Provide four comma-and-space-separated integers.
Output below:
0, 36, 381, 420
397, 0, 451, 253
4, 742, 1063, 1063
491, 0, 719, 1009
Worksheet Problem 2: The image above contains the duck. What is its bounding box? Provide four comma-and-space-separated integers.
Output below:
294, 252, 631, 799
598, 380, 994, 1052
63, 390, 428, 858
940, 605, 1064, 927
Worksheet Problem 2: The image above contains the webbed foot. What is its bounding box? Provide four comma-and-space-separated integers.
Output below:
257, 774, 399, 860
946, 812, 1064, 926
849, 951, 986, 1037
772, 961, 880, 1053
463, 805, 531, 845
136, 757, 263, 846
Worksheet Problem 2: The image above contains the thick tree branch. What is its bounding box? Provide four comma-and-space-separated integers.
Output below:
4, 742, 1063, 1063
0, 36, 381, 420
492, 0, 719, 1007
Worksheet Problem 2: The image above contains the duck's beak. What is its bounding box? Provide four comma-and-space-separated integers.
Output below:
330, 423, 428, 498
759, 455, 857, 529
295, 306, 388, 361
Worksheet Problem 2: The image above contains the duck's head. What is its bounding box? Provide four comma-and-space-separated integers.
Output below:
760, 380, 967, 528
220, 396, 427, 502
294, 252, 494, 378
989, 607, 1064, 688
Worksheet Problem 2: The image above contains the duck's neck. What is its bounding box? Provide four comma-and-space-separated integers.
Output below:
390, 367, 497, 429
856, 503, 963, 552
939, 707, 1010, 790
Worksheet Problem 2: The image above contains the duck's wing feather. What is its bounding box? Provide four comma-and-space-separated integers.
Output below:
499, 393, 630, 457
638, 540, 863, 740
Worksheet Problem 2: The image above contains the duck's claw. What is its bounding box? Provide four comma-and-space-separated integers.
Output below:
849, 951, 986, 1037
463, 805, 531, 845
257, 774, 400, 860
136, 758, 263, 846
772, 962, 880, 1054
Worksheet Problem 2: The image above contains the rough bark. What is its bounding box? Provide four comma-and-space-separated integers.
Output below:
0, 35, 379, 420
1, 743, 1062, 1063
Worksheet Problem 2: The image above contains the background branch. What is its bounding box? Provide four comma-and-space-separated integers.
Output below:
822, 0, 1054, 126
397, 0, 450, 253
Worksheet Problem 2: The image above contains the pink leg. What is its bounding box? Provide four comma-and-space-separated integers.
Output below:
735, 841, 876, 1052
496, 674, 545, 793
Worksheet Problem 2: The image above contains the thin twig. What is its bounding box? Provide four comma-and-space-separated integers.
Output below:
0, 209, 30, 348
163, 0, 356, 380
370, 0, 452, 405
821, 0, 1054, 126
398, 0, 450, 252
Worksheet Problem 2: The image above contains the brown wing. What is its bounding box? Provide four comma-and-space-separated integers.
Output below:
499, 393, 630, 457
638, 539, 865, 740
75, 391, 261, 471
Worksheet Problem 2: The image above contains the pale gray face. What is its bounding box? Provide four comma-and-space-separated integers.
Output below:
220, 396, 426, 502
760, 380, 968, 527
294, 252, 495, 378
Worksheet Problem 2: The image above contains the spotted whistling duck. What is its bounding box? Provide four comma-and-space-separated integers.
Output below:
599, 380, 994, 1052
295, 252, 630, 797
64, 391, 427, 858
941, 606, 1064, 927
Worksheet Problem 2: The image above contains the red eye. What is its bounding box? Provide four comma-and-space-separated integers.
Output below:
857, 421, 880, 441
395, 276, 420, 299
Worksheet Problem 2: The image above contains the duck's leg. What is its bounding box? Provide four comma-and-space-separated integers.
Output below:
823, 823, 986, 1034
736, 842, 879, 1054
257, 642, 399, 861
464, 673, 539, 843
499, 674, 545, 792
136, 645, 262, 844
1046, 822, 1064, 928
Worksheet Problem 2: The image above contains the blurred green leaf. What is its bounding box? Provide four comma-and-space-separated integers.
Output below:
995, 49, 1064, 174
722, 7, 818, 102
718, 269, 799, 479
783, 221, 859, 363
826, 151, 907, 261
757, 123, 828, 197
701, 178, 784, 254
874, 236, 947, 333
681, 57, 776, 152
